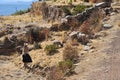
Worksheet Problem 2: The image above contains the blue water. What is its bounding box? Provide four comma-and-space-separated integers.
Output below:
0, 3, 31, 16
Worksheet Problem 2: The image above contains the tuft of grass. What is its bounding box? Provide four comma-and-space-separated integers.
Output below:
72, 5, 87, 15
68, 0, 72, 5
44, 44, 57, 55
47, 60, 75, 80
58, 60, 75, 75
63, 45, 79, 63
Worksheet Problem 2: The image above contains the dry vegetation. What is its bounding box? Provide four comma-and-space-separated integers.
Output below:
63, 45, 79, 63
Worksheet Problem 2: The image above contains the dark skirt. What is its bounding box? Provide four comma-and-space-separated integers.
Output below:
22, 53, 32, 63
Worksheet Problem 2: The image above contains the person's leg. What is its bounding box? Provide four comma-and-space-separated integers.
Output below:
24, 62, 28, 69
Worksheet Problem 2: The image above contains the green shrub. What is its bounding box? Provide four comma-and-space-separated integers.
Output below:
68, 0, 72, 5
59, 60, 75, 75
72, 5, 87, 15
61, 7, 72, 16
44, 44, 57, 55
63, 45, 79, 63
12, 8, 30, 15
47, 60, 75, 80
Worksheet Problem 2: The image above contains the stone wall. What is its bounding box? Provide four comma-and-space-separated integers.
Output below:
57, 2, 110, 32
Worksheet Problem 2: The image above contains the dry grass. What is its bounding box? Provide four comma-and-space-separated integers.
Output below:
0, 14, 42, 29
79, 8, 104, 36
63, 45, 79, 63
46, 66, 64, 80
79, 20, 91, 35
58, 60, 75, 75
44, 44, 57, 55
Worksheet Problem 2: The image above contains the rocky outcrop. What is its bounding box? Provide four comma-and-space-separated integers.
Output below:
31, 2, 65, 21
0, 36, 17, 55
31, 2, 42, 16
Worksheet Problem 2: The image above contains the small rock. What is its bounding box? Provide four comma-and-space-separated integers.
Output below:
80, 51, 88, 54
110, 12, 116, 16
69, 31, 79, 38
89, 49, 95, 53
103, 17, 110, 22
104, 69, 109, 73
86, 43, 92, 46
83, 46, 91, 51
83, 45, 95, 51
103, 24, 113, 29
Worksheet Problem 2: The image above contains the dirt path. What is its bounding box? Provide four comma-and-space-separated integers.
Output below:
108, 31, 120, 80
87, 30, 120, 80
0, 59, 44, 80
87, 14, 120, 80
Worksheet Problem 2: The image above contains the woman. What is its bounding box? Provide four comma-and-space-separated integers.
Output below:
22, 43, 32, 68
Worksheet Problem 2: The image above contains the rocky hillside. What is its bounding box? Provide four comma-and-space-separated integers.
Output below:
0, 1, 120, 80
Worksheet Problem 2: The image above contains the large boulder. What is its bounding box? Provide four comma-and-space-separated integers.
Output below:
77, 32, 89, 45
0, 49, 16, 55
69, 31, 89, 45
31, 2, 65, 21
0, 36, 17, 55
25, 27, 49, 44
